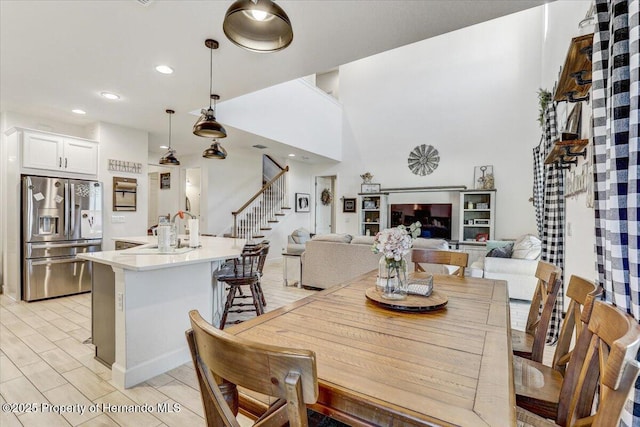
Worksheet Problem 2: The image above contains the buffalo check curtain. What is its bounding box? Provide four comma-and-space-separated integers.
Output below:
592, 0, 639, 425
536, 103, 565, 343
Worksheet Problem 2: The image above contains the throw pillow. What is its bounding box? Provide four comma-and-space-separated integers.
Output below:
412, 238, 449, 250
291, 228, 310, 244
486, 240, 513, 253
351, 235, 376, 245
512, 234, 542, 260
311, 233, 353, 243
486, 243, 514, 258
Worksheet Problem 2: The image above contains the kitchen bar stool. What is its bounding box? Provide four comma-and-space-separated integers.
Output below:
216, 242, 270, 329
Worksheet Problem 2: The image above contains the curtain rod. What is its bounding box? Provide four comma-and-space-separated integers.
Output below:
380, 185, 468, 193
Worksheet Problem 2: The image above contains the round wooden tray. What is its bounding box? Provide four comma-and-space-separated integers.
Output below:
365, 287, 448, 312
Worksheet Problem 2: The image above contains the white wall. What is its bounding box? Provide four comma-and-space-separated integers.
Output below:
308, 7, 545, 240
539, 1, 596, 296
218, 79, 343, 161
90, 121, 149, 251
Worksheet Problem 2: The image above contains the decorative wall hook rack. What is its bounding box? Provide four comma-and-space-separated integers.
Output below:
553, 33, 594, 103
544, 139, 589, 170
562, 145, 587, 159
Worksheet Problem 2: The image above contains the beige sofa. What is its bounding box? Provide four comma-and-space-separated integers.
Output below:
301, 234, 449, 289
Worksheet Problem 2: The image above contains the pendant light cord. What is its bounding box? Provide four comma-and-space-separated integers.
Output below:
169, 112, 172, 149
209, 46, 213, 110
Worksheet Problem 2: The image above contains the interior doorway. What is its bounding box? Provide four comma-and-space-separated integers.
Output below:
180, 167, 201, 233
315, 175, 336, 235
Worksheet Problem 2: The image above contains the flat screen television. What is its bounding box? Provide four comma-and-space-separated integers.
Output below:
389, 203, 452, 240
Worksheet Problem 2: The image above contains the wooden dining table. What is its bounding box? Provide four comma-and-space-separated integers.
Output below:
226, 271, 515, 426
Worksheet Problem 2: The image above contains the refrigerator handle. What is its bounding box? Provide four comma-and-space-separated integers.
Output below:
70, 182, 76, 237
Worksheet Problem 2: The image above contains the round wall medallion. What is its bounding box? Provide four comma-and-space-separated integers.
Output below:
408, 144, 440, 176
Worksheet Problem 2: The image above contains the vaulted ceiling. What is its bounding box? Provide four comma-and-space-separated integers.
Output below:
1, 0, 548, 159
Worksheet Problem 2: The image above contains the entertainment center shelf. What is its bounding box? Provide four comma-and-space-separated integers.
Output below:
459, 190, 495, 242
358, 193, 388, 236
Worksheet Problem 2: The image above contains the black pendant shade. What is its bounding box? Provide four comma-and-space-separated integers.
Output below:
193, 104, 227, 138
159, 149, 180, 165
160, 109, 180, 165
202, 140, 227, 159
223, 0, 293, 53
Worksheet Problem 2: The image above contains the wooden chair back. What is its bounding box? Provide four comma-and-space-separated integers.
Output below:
527, 260, 562, 362
186, 310, 318, 427
556, 301, 640, 427
551, 276, 602, 375
411, 249, 469, 277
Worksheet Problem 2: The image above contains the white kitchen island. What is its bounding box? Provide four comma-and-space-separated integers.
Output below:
77, 236, 245, 389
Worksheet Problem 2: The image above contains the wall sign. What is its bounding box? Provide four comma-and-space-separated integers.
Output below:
108, 159, 142, 174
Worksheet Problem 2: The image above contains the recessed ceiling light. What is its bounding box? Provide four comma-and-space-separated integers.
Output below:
72, 109, 86, 115
160, 145, 169, 149
288, 153, 295, 157
155, 65, 174, 74
101, 92, 120, 100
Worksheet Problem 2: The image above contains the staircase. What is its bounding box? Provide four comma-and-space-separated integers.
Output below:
231, 165, 291, 241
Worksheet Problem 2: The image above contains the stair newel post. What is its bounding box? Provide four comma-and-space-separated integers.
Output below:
232, 213, 237, 238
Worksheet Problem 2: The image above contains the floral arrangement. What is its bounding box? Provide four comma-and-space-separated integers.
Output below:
372, 222, 422, 265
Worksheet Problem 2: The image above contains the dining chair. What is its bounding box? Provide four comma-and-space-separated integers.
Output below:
216, 242, 270, 329
514, 276, 602, 419
512, 260, 562, 362
515, 300, 640, 427
411, 249, 469, 277
186, 310, 319, 427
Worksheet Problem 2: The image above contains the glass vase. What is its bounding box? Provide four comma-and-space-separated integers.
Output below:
376, 256, 408, 300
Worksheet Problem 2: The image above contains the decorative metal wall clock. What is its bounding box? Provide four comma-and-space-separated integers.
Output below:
408, 144, 440, 176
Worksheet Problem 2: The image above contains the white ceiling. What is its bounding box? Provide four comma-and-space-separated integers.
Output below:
0, 0, 548, 161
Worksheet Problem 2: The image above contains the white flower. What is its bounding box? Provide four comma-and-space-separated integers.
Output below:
371, 222, 422, 262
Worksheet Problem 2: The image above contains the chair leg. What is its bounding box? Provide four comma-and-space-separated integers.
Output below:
256, 280, 267, 307
251, 283, 265, 315
220, 285, 238, 330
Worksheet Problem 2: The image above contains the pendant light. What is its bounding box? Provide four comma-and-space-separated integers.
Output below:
223, 0, 293, 53
159, 109, 180, 165
193, 39, 227, 138
203, 139, 227, 159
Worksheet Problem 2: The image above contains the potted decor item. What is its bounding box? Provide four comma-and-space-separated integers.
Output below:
372, 222, 421, 300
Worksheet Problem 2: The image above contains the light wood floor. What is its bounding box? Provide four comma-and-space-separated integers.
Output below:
1, 260, 534, 427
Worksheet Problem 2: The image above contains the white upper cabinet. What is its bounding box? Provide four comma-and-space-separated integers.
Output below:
22, 130, 98, 175
63, 138, 98, 174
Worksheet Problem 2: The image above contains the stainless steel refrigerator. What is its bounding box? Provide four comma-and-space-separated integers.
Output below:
22, 175, 103, 301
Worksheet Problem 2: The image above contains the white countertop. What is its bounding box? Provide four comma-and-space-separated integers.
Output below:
78, 236, 246, 271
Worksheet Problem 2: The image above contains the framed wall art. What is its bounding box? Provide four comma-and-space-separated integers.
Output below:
473, 165, 494, 190
160, 172, 171, 190
295, 193, 310, 212
343, 198, 356, 213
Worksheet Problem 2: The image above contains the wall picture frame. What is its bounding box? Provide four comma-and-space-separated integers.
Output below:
473, 165, 494, 190
295, 193, 310, 212
361, 183, 381, 193
160, 172, 171, 190
343, 198, 356, 213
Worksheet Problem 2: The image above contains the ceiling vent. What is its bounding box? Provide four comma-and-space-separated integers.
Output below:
135, 0, 153, 6
252, 144, 268, 149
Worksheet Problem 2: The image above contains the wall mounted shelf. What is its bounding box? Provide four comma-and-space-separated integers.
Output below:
553, 33, 594, 103
544, 139, 589, 169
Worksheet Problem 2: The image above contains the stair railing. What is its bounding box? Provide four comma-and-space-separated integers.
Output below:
232, 166, 289, 239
